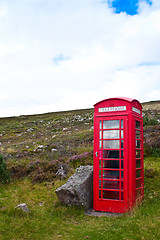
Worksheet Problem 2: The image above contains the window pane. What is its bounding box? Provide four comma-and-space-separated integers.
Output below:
99, 131, 102, 139
99, 190, 101, 198
99, 170, 101, 178
103, 160, 119, 169
136, 120, 141, 129
121, 150, 124, 159
136, 150, 141, 158
103, 170, 119, 179
103, 120, 119, 129
121, 192, 124, 201
136, 140, 141, 148
99, 121, 102, 129
121, 171, 123, 179
103, 150, 119, 159
136, 179, 141, 188
136, 130, 141, 139
121, 130, 123, 139
136, 169, 141, 178
103, 180, 119, 190
99, 180, 101, 188
121, 181, 123, 190
99, 140, 102, 149
121, 161, 123, 169
121, 120, 123, 128
121, 140, 124, 148
99, 160, 101, 168
103, 191, 119, 200
136, 160, 141, 168
103, 130, 119, 139
103, 140, 120, 149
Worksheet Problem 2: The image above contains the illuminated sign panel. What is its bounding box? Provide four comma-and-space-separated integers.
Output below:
98, 106, 126, 113
132, 107, 141, 114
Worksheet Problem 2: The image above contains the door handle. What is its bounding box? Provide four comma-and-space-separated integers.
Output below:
95, 151, 98, 157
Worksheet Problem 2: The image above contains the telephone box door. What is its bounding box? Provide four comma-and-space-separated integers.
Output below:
93, 116, 129, 213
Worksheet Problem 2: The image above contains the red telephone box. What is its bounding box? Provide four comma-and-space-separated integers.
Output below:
93, 97, 144, 213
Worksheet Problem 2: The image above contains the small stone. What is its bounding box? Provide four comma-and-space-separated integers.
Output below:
56, 166, 67, 179
51, 148, 57, 152
37, 145, 44, 148
15, 203, 30, 213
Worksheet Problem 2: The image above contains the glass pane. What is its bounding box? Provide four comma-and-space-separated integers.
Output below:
121, 150, 124, 159
99, 190, 101, 198
103, 160, 119, 169
136, 150, 141, 158
136, 160, 141, 168
99, 170, 101, 178
103, 150, 119, 159
103, 120, 119, 129
99, 140, 102, 149
121, 130, 123, 139
136, 169, 141, 178
136, 140, 141, 148
103, 130, 119, 139
121, 171, 123, 179
99, 121, 102, 129
103, 191, 119, 200
103, 180, 119, 190
121, 140, 124, 148
136, 120, 141, 129
103, 170, 119, 179
103, 140, 119, 149
121, 120, 123, 128
99, 180, 101, 188
121, 181, 123, 190
121, 161, 123, 169
136, 189, 141, 199
99, 160, 101, 168
121, 192, 124, 201
136, 179, 141, 188
136, 130, 141, 139
99, 131, 102, 139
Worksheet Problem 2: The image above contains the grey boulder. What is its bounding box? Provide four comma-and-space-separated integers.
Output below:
55, 165, 93, 209
15, 203, 30, 213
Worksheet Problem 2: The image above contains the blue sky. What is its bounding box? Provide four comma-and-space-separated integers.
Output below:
108, 0, 152, 15
0, 0, 160, 117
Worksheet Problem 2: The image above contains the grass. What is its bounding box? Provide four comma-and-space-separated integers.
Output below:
0, 156, 160, 240
0, 102, 160, 239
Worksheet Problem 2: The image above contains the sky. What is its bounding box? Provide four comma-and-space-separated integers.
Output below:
0, 0, 160, 117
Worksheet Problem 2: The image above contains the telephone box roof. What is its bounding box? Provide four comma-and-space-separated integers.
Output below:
94, 97, 141, 107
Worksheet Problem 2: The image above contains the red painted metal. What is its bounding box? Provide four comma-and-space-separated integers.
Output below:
93, 97, 144, 213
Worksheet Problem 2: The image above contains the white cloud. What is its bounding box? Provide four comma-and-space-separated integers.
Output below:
0, 0, 160, 117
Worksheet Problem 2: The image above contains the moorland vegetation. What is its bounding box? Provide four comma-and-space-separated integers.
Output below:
0, 101, 160, 240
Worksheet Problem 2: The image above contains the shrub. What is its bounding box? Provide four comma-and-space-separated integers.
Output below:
0, 154, 11, 184
143, 116, 159, 126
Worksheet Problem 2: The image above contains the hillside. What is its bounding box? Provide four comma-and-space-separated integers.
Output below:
0, 100, 160, 181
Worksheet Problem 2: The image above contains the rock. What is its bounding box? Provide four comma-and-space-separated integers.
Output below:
55, 165, 93, 209
51, 148, 57, 152
56, 163, 70, 180
56, 166, 66, 179
15, 203, 30, 213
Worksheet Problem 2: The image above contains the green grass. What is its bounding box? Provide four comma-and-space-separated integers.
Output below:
0, 156, 160, 240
